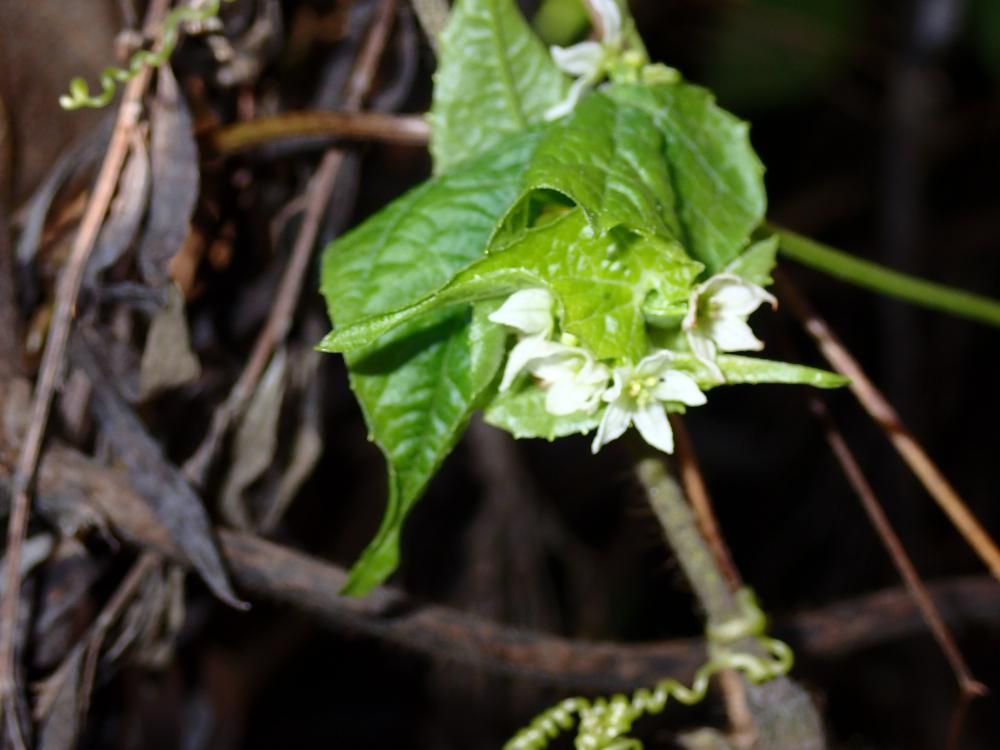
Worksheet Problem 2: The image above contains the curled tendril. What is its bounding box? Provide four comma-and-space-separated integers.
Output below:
59, 0, 236, 110
504, 588, 794, 750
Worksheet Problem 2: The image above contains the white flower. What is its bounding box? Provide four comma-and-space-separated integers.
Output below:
489, 287, 555, 338
545, 0, 623, 120
591, 351, 706, 454
489, 288, 558, 390
489, 288, 611, 414
682, 274, 777, 381
533, 350, 610, 415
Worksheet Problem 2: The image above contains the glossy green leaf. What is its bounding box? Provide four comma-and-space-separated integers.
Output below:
725, 235, 779, 287
321, 209, 703, 362
505, 91, 681, 241
340, 307, 505, 595
430, 0, 567, 173
608, 82, 766, 274
320, 133, 539, 595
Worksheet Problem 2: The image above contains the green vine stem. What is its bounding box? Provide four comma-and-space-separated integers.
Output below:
504, 458, 799, 750
59, 0, 236, 110
770, 223, 1000, 329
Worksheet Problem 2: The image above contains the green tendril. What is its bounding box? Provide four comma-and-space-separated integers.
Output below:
59, 0, 236, 110
504, 588, 793, 750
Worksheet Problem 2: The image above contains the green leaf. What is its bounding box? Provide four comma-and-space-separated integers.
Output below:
725, 235, 779, 287
321, 209, 703, 362
672, 353, 848, 389
430, 0, 567, 173
504, 91, 682, 241
341, 307, 505, 595
320, 133, 538, 595
607, 82, 767, 274
485, 383, 601, 440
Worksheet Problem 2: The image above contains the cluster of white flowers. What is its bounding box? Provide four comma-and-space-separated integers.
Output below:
488, 274, 775, 454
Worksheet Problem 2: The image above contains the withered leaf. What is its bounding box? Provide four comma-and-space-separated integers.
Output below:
86, 130, 150, 284
138, 283, 201, 400
220, 347, 288, 528
71, 331, 245, 609
138, 65, 198, 286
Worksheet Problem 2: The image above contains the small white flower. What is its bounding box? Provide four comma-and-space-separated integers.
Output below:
591, 350, 706, 454
682, 274, 777, 381
490, 288, 557, 390
545, 0, 623, 120
533, 350, 610, 415
489, 288, 611, 414
489, 288, 555, 338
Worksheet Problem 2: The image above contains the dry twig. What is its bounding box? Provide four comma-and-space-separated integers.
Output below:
182, 0, 400, 487
207, 111, 430, 155
776, 271, 1000, 583
809, 398, 986, 749
0, 1, 170, 738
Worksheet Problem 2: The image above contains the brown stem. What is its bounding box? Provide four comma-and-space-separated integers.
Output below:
810, 398, 986, 702
0, 0, 170, 738
3, 447, 1000, 690
670, 416, 743, 591
776, 270, 1000, 583
206, 111, 430, 155
182, 0, 400, 487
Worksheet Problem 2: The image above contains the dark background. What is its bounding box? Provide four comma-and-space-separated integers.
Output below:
2, 0, 999, 748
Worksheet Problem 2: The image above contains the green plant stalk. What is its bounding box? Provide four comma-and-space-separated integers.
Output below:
770, 223, 1000, 329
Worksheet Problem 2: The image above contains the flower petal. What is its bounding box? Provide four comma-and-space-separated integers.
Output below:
550, 41, 604, 76
708, 317, 764, 352
653, 370, 707, 406
633, 402, 674, 454
591, 0, 622, 43
707, 274, 776, 317
499, 336, 566, 391
635, 349, 675, 378
488, 288, 554, 336
546, 378, 603, 415
544, 74, 593, 121
601, 368, 626, 403
591, 400, 632, 453
686, 330, 723, 381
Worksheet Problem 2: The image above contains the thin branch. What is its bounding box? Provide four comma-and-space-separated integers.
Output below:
0, 0, 170, 734
771, 223, 1000, 329
206, 111, 430, 155
810, 398, 986, 701
182, 0, 400, 487
669, 417, 752, 743
409, 0, 448, 50
776, 271, 1000, 583
35, 553, 159, 721
670, 417, 743, 591
4, 448, 1000, 691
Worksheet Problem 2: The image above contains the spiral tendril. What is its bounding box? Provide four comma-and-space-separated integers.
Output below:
504, 589, 793, 750
59, 0, 236, 110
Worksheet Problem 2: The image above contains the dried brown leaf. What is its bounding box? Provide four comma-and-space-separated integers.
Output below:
71, 331, 244, 609
138, 284, 201, 399
220, 347, 288, 528
85, 131, 150, 283
138, 65, 198, 286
